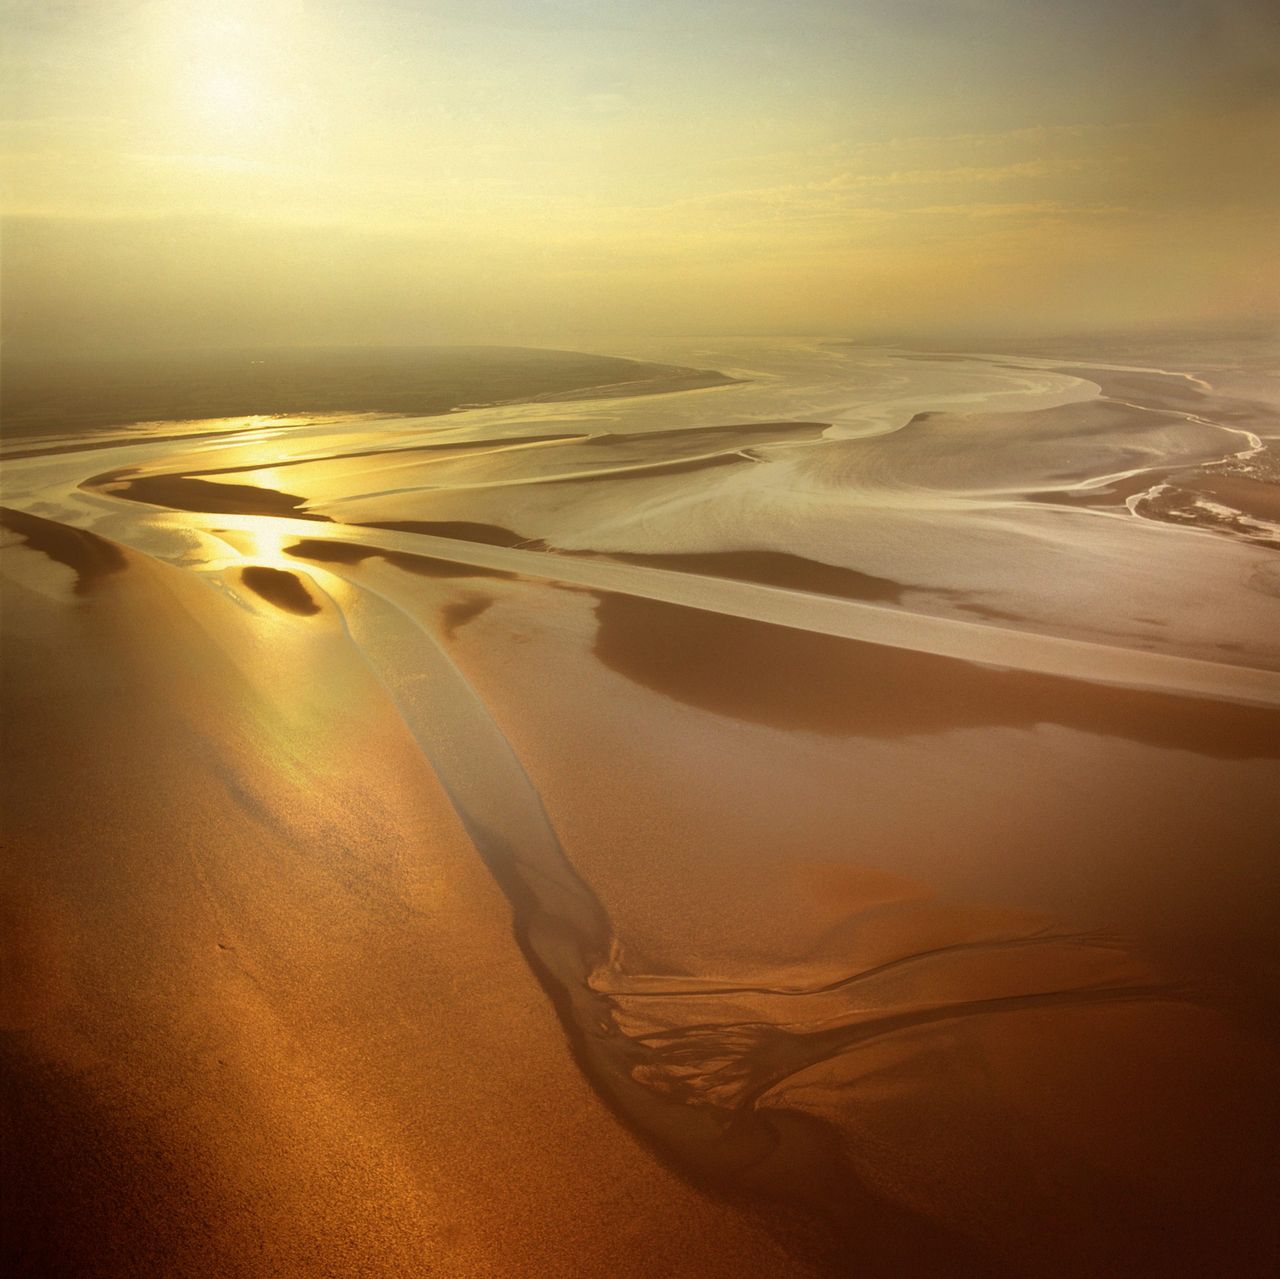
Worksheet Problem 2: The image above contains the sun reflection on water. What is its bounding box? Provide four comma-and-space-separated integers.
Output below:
200, 516, 306, 574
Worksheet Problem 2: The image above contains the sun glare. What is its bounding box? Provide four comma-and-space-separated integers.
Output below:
165, 3, 294, 147
196, 68, 260, 128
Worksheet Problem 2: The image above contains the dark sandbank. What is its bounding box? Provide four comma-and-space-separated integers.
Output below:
84, 471, 332, 521
0, 506, 126, 593
285, 537, 514, 580
354, 519, 532, 547
592, 549, 905, 604
240, 566, 321, 615
592, 592, 1280, 758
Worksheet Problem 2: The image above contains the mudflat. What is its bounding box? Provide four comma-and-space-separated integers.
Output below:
4, 338, 1279, 1276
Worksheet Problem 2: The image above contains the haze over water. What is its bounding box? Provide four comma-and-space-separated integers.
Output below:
2, 4, 1279, 1278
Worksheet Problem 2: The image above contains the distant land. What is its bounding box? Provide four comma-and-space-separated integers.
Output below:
0, 345, 739, 439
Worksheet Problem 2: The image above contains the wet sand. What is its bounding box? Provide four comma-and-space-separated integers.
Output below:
439, 572, 1280, 1278
1, 541, 803, 1279
3, 337, 1279, 1276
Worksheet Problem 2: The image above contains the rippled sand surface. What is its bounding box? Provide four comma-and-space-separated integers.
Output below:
4, 339, 1279, 1276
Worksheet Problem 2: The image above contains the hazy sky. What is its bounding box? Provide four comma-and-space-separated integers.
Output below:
2, 0, 1277, 352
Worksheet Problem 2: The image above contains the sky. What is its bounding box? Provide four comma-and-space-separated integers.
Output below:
2, 0, 1278, 353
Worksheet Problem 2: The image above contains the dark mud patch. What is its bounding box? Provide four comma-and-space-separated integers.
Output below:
0, 507, 127, 593
85, 471, 332, 522
240, 566, 321, 615
591, 548, 905, 604
592, 592, 1280, 758
354, 519, 534, 548
285, 538, 514, 581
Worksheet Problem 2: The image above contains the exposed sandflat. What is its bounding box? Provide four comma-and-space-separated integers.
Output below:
4, 337, 1279, 1276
